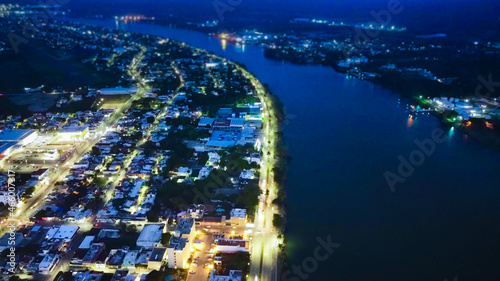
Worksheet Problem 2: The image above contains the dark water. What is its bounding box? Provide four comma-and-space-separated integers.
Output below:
74, 19, 500, 281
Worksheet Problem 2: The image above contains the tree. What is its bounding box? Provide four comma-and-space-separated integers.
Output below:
273, 214, 285, 229
34, 209, 48, 220
111, 198, 127, 210
23, 186, 35, 198
236, 182, 260, 218
126, 224, 137, 232
161, 233, 172, 246
146, 210, 159, 222
91, 146, 101, 156
145, 270, 165, 281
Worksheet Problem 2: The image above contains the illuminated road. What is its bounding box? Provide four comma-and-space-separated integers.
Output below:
0, 48, 149, 231
232, 64, 279, 281
102, 60, 184, 207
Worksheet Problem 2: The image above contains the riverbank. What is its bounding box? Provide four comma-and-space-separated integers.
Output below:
155, 25, 500, 153
431, 111, 500, 151
59, 18, 500, 280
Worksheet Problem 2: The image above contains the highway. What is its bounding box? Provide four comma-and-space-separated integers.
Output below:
233, 65, 280, 281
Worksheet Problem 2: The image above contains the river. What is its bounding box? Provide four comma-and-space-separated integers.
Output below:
72, 19, 500, 281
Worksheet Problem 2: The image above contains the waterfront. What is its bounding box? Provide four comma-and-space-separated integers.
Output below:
74, 19, 500, 280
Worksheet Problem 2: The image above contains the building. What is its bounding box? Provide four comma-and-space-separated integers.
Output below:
106, 249, 127, 268
78, 236, 96, 249
31, 169, 49, 181
38, 254, 60, 274
0, 129, 38, 145
230, 118, 245, 128
111, 269, 136, 281
209, 270, 242, 281
167, 236, 189, 269
167, 218, 196, 268
136, 224, 165, 249
148, 247, 167, 270
99, 87, 137, 95
239, 170, 255, 180
198, 117, 215, 127
74, 271, 104, 281
0, 129, 38, 157
177, 167, 192, 177
57, 126, 89, 141
215, 239, 249, 253
174, 218, 195, 242
198, 166, 212, 179
82, 243, 106, 267
230, 209, 247, 226
206, 131, 240, 147
52, 225, 79, 241
121, 250, 139, 269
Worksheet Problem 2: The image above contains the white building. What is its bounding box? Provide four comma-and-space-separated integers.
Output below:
136, 224, 165, 249
245, 153, 261, 165
38, 254, 60, 274
52, 225, 79, 241
198, 166, 212, 179
230, 209, 247, 226
57, 126, 89, 141
177, 167, 192, 177
230, 118, 245, 128
167, 218, 195, 269
207, 152, 220, 166
167, 236, 189, 269
0, 129, 38, 157
209, 270, 242, 281
239, 170, 255, 180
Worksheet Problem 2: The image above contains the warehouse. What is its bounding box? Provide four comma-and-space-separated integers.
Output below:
57, 126, 89, 141
0, 129, 38, 157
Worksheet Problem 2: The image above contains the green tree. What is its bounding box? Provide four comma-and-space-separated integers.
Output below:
161, 233, 172, 246
24, 186, 35, 197
273, 214, 285, 229
146, 270, 165, 281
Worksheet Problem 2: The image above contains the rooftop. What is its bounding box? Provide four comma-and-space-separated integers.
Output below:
137, 224, 164, 244
175, 218, 194, 236
53, 225, 79, 240
230, 209, 247, 218
209, 269, 243, 281
216, 239, 247, 247
149, 247, 167, 262
168, 236, 188, 251
0, 129, 37, 142
78, 236, 95, 249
